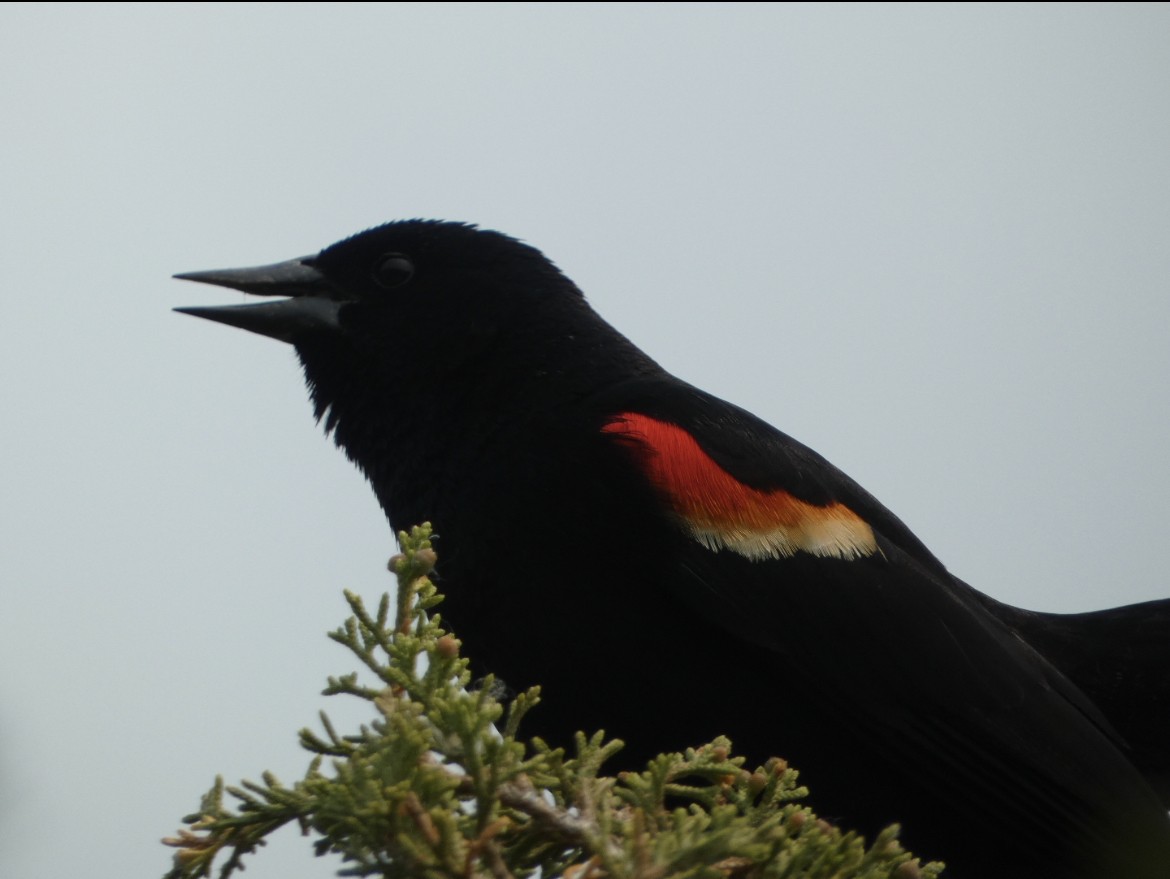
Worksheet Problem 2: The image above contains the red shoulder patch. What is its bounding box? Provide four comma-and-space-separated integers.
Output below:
602, 413, 877, 561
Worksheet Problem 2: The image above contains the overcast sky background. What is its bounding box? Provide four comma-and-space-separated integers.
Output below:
2, 4, 1168, 877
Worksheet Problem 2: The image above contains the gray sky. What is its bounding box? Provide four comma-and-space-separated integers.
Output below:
2, 4, 1168, 877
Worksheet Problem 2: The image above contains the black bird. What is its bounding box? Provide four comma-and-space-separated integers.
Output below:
176, 220, 1170, 878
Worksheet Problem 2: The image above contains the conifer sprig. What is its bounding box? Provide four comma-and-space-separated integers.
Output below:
163, 523, 943, 879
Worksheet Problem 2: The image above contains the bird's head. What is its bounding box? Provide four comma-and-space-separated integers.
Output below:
175, 219, 659, 454
176, 219, 578, 347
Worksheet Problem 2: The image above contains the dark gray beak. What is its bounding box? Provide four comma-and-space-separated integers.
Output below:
174, 257, 344, 343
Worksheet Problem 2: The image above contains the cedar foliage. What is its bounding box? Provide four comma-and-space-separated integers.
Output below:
163, 524, 943, 879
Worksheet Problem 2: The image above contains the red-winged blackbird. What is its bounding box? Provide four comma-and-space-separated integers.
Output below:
176, 220, 1170, 878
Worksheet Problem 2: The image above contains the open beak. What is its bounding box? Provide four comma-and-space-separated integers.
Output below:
173, 256, 344, 343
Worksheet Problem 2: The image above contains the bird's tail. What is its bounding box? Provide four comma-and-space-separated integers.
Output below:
985, 595, 1170, 804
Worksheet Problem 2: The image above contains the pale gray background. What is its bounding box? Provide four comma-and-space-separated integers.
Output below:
1, 4, 1168, 877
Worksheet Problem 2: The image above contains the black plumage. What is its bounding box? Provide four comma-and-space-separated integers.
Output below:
176, 220, 1170, 877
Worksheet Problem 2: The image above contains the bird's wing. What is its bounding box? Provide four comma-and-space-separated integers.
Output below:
594, 378, 1168, 866
598, 378, 946, 573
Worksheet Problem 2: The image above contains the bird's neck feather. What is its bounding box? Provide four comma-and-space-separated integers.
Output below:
297, 305, 661, 532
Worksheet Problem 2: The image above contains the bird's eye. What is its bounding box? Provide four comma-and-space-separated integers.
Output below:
372, 253, 414, 289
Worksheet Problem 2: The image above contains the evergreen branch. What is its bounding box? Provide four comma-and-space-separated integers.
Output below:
163, 522, 945, 879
